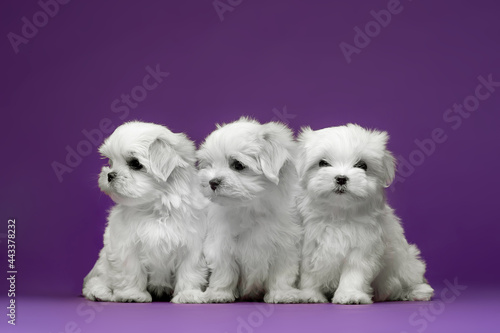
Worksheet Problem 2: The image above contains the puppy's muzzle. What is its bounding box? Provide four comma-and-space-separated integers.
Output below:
209, 178, 222, 191
108, 172, 117, 182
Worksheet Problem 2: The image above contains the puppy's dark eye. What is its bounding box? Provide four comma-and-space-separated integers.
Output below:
127, 158, 143, 171
354, 160, 368, 171
230, 160, 245, 171
319, 159, 331, 167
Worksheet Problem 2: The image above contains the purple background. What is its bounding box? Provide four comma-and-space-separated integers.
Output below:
1, 0, 499, 332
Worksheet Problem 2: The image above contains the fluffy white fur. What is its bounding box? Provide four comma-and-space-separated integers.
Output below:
82, 121, 208, 303
197, 117, 302, 303
297, 124, 434, 304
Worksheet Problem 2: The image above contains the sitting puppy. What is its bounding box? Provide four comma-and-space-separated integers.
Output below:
297, 124, 433, 304
197, 117, 302, 303
82, 121, 208, 303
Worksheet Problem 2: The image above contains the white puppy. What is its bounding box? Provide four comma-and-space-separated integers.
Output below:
82, 121, 208, 303
197, 117, 302, 303
297, 124, 434, 304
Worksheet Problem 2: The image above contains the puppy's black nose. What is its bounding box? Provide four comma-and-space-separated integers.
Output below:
335, 175, 348, 185
209, 178, 222, 191
108, 172, 117, 182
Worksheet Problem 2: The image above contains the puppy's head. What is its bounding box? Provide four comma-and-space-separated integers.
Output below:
98, 121, 195, 206
197, 117, 294, 206
297, 124, 395, 208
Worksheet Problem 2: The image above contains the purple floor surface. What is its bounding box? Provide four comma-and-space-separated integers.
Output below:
3, 285, 499, 333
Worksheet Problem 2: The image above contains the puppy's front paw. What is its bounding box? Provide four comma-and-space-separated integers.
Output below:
202, 289, 236, 303
333, 290, 372, 305
113, 289, 152, 303
408, 283, 434, 301
264, 289, 301, 304
172, 289, 205, 304
83, 284, 113, 302
298, 290, 328, 303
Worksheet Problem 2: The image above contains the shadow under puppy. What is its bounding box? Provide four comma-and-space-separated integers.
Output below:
82, 121, 208, 303
297, 124, 434, 304
197, 117, 302, 303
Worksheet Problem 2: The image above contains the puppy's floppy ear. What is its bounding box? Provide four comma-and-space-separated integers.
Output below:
376, 130, 396, 187
148, 135, 190, 182
382, 149, 396, 187
258, 122, 294, 185
297, 126, 313, 142
296, 126, 314, 179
